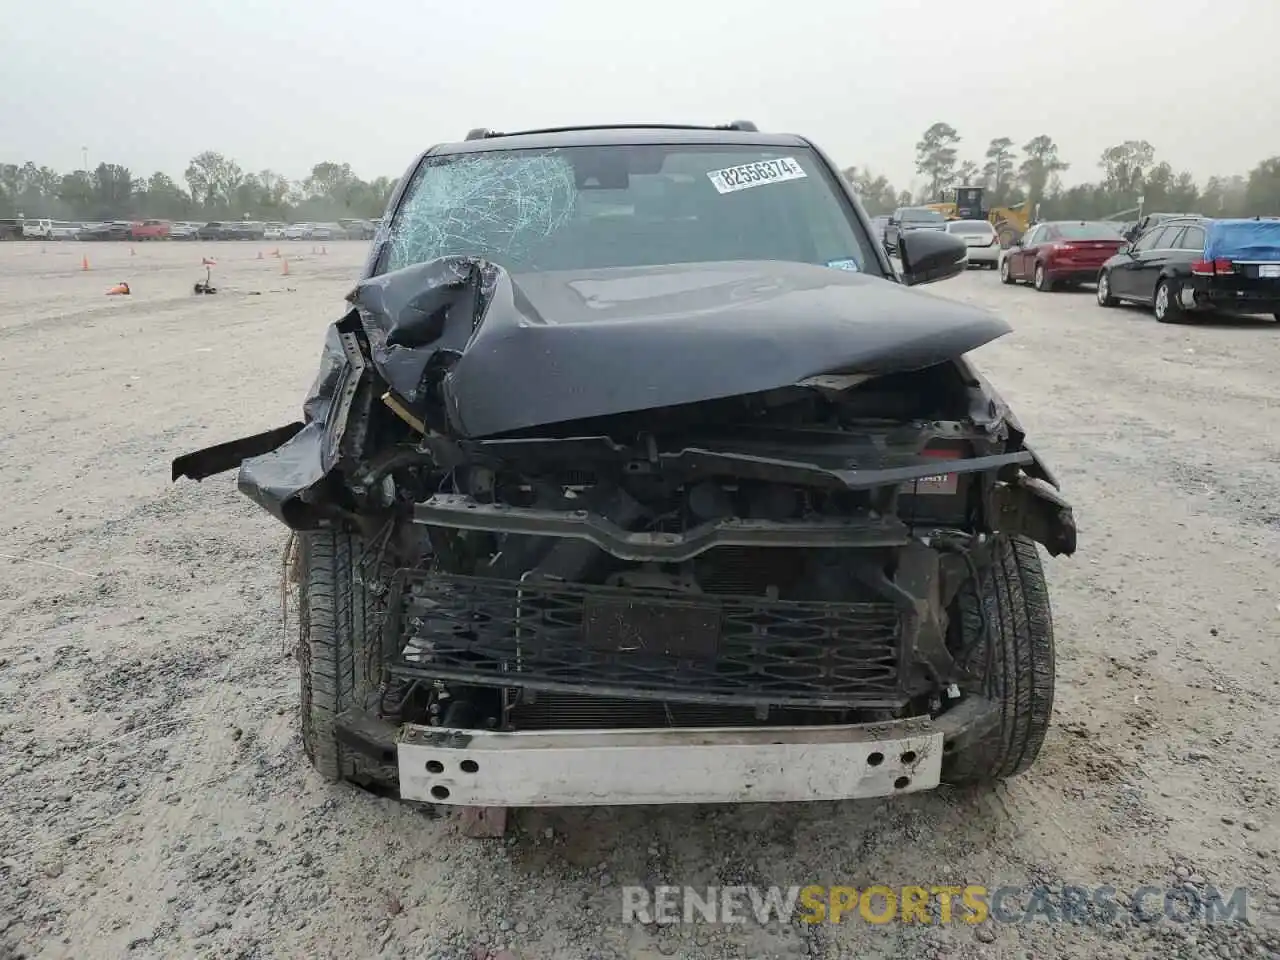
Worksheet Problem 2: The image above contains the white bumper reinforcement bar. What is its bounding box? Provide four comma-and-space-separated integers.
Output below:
397, 719, 945, 807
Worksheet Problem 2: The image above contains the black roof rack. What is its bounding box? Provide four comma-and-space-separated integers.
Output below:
463, 121, 759, 141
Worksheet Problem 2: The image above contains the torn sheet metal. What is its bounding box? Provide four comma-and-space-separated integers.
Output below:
234, 321, 372, 527
171, 423, 303, 482
185, 254, 1014, 529
343, 257, 494, 418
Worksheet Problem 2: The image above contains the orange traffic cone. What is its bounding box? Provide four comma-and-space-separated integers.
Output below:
282, 258, 289, 276
81, 256, 90, 271
272, 248, 280, 258
321, 246, 327, 256
106, 282, 130, 296
130, 247, 135, 256
256, 250, 263, 260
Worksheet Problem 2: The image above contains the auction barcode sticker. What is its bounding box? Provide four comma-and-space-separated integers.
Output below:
706, 157, 808, 194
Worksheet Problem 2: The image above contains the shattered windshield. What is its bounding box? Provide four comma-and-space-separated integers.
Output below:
382, 144, 879, 275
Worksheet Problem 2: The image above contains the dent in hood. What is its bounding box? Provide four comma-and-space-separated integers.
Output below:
173, 256, 1015, 529
347, 256, 1011, 439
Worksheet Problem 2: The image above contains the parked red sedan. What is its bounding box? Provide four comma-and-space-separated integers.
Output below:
129, 219, 171, 240
1000, 221, 1126, 291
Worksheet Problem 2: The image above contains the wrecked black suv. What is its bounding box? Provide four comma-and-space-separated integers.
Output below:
174, 122, 1076, 824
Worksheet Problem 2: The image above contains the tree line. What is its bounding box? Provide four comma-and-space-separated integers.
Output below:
844, 122, 1280, 221
0, 151, 397, 222
6, 133, 1280, 225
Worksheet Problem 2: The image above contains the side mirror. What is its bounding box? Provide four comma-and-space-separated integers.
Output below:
900, 230, 967, 286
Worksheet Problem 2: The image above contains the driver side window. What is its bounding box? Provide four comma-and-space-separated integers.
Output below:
1022, 227, 1042, 247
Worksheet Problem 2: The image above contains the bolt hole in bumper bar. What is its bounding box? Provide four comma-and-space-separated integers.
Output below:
396, 697, 996, 807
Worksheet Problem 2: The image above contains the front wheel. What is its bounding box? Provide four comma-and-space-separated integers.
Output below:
1097, 270, 1119, 307
1154, 278, 1183, 323
297, 527, 397, 788
999, 258, 1015, 284
942, 535, 1056, 786
1033, 263, 1054, 292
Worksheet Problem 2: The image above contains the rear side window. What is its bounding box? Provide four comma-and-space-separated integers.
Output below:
1131, 229, 1159, 251
1157, 227, 1185, 249
1178, 226, 1206, 251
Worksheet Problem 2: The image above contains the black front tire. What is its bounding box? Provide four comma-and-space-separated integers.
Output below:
942, 535, 1056, 786
298, 527, 397, 788
1033, 263, 1054, 292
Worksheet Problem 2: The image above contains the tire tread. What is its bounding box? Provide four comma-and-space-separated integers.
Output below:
298, 527, 397, 787
944, 535, 1055, 785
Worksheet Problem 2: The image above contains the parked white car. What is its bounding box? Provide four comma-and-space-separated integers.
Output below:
263, 222, 288, 241
50, 221, 81, 240
944, 219, 1000, 268
22, 218, 53, 240
283, 223, 309, 240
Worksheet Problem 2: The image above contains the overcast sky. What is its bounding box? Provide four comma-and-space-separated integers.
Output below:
4, 0, 1278, 191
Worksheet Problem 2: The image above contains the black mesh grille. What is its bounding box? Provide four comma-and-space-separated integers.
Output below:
388, 571, 904, 708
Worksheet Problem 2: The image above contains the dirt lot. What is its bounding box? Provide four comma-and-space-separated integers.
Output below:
1, 240, 1278, 960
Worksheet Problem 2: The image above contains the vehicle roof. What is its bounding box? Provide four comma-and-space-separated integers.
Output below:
430, 125, 810, 156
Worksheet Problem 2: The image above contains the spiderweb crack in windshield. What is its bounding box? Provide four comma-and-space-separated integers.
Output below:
385, 154, 577, 271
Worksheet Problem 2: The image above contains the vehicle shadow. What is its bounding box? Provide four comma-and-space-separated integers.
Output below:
1189, 313, 1279, 329
506, 783, 1003, 876
1105, 301, 1277, 328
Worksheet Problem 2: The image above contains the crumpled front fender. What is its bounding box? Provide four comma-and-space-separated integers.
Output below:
991, 474, 1077, 557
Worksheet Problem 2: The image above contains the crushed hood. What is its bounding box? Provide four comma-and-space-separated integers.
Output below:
351, 256, 1011, 438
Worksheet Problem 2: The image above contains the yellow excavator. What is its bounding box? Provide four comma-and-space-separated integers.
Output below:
925, 186, 1034, 248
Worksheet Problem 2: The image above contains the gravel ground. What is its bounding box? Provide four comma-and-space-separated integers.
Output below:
1, 240, 1278, 960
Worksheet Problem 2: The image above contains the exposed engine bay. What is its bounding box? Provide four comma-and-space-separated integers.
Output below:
173, 255, 1076, 809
